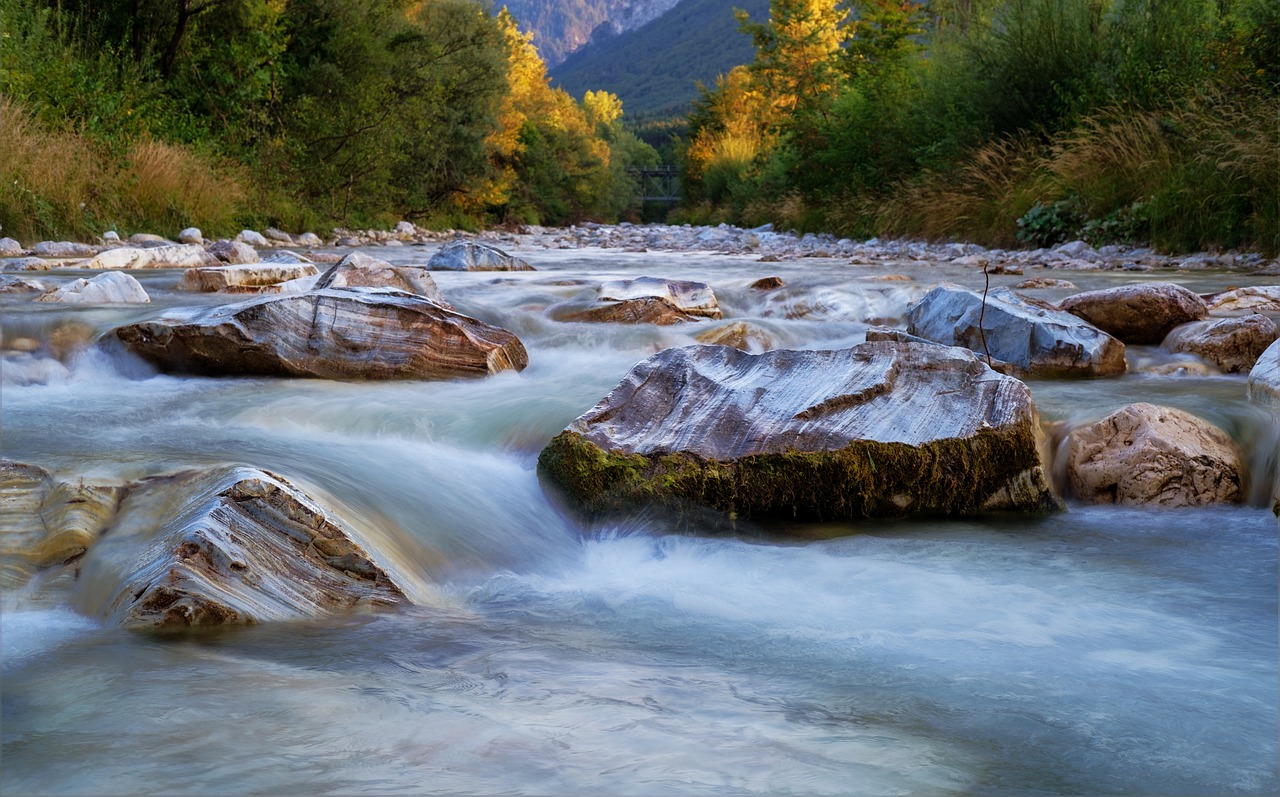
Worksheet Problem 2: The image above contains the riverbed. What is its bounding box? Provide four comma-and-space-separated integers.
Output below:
2, 239, 1276, 794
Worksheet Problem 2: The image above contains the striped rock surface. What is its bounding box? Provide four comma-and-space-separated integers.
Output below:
538, 341, 1060, 522
178, 263, 319, 292
109, 289, 527, 379
74, 466, 407, 629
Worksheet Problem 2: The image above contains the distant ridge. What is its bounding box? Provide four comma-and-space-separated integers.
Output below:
550, 0, 770, 118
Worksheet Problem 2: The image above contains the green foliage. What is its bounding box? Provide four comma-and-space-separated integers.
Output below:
1016, 200, 1083, 247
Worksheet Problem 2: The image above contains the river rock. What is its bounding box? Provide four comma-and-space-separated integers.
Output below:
0, 237, 24, 256
297, 232, 324, 247
1058, 282, 1207, 344
178, 227, 203, 245
750, 276, 785, 290
428, 240, 533, 271
1206, 286, 1280, 314
906, 283, 1126, 377
207, 239, 259, 265
537, 342, 1060, 521
1161, 314, 1278, 373
0, 274, 49, 293
264, 227, 295, 244
109, 289, 528, 380
600, 276, 722, 319
75, 465, 407, 629
1016, 278, 1077, 290
1248, 338, 1280, 407
557, 296, 698, 325
178, 263, 319, 292
314, 252, 450, 307
36, 271, 150, 304
0, 257, 52, 271
238, 229, 270, 247
1064, 403, 1244, 507
85, 244, 220, 270
694, 321, 777, 352
128, 233, 172, 247
31, 241, 95, 258
0, 462, 126, 584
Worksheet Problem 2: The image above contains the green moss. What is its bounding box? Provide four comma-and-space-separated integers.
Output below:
537, 427, 1063, 523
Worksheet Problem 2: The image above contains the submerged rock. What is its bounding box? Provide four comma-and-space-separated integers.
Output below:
75, 465, 407, 629
314, 252, 451, 307
109, 288, 527, 380
0, 461, 125, 589
178, 263, 319, 292
1064, 403, 1244, 507
1161, 314, 1278, 373
428, 240, 533, 271
1058, 282, 1207, 344
906, 283, 1125, 377
85, 244, 220, 270
694, 320, 777, 352
36, 271, 150, 304
599, 276, 722, 319
538, 342, 1060, 522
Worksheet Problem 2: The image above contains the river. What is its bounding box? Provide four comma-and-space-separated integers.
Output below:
2, 239, 1277, 794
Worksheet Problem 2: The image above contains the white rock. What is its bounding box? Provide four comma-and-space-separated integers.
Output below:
84, 244, 219, 270
36, 271, 150, 304
178, 227, 203, 244
237, 229, 269, 247
0, 237, 24, 256
1247, 339, 1280, 407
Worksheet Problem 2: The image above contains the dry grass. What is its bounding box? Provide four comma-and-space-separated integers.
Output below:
0, 97, 250, 242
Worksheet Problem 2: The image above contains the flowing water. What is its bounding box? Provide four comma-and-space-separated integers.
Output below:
2, 243, 1277, 794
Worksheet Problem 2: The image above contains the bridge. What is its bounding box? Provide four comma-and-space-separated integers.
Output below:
628, 165, 680, 202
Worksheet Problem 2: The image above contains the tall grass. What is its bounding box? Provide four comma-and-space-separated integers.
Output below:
0, 98, 250, 242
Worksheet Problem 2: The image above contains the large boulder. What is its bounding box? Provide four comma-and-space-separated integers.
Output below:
1058, 282, 1207, 343
0, 461, 125, 589
906, 283, 1125, 377
599, 276, 722, 319
314, 252, 451, 307
109, 288, 527, 380
74, 466, 407, 629
1064, 403, 1244, 507
36, 271, 150, 304
1248, 338, 1280, 407
427, 240, 533, 271
1161, 314, 1278, 373
178, 263, 319, 292
85, 243, 220, 270
537, 342, 1061, 522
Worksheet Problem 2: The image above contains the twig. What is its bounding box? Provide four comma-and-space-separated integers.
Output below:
979, 261, 993, 368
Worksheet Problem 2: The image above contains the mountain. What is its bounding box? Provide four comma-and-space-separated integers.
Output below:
499, 0, 686, 67
550, 0, 769, 118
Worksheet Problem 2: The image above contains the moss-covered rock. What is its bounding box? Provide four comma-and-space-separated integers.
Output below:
537, 342, 1062, 523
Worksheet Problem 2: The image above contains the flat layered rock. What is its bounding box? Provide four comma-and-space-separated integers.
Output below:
36, 271, 150, 304
85, 244, 220, 270
428, 240, 533, 271
538, 342, 1060, 522
557, 296, 698, 325
1206, 285, 1280, 314
1161, 314, 1278, 373
315, 252, 450, 307
906, 283, 1126, 377
109, 288, 527, 379
1065, 403, 1244, 507
599, 276, 721, 319
74, 466, 407, 629
1059, 282, 1207, 343
178, 263, 319, 292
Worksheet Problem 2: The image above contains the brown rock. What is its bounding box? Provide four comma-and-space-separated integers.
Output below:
109, 289, 528, 380
1015, 278, 1077, 290
599, 276, 722, 319
178, 263, 319, 292
1065, 403, 1244, 507
694, 321, 777, 352
1161, 314, 1279, 373
557, 296, 698, 325
206, 239, 259, 265
75, 466, 407, 629
1058, 282, 1208, 344
314, 252, 451, 307
750, 276, 785, 290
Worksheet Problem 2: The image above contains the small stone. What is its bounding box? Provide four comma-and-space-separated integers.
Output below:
237, 230, 270, 247
750, 276, 785, 290
0, 237, 24, 256
178, 227, 203, 245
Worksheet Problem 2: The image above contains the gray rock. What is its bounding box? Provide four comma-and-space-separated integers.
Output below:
36, 271, 150, 304
31, 241, 95, 258
260, 250, 313, 265
1059, 282, 1208, 343
206, 239, 259, 265
128, 233, 171, 246
101, 231, 121, 243
0, 237, 24, 256
0, 257, 53, 271
314, 252, 450, 307
264, 227, 294, 244
1162, 314, 1278, 373
1055, 240, 1100, 261
109, 289, 528, 380
1247, 339, 1280, 407
0, 275, 49, 293
1065, 403, 1244, 507
428, 240, 533, 271
906, 283, 1126, 377
537, 342, 1060, 522
74, 465, 407, 629
178, 227, 203, 245
295, 232, 324, 248
237, 229, 270, 247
